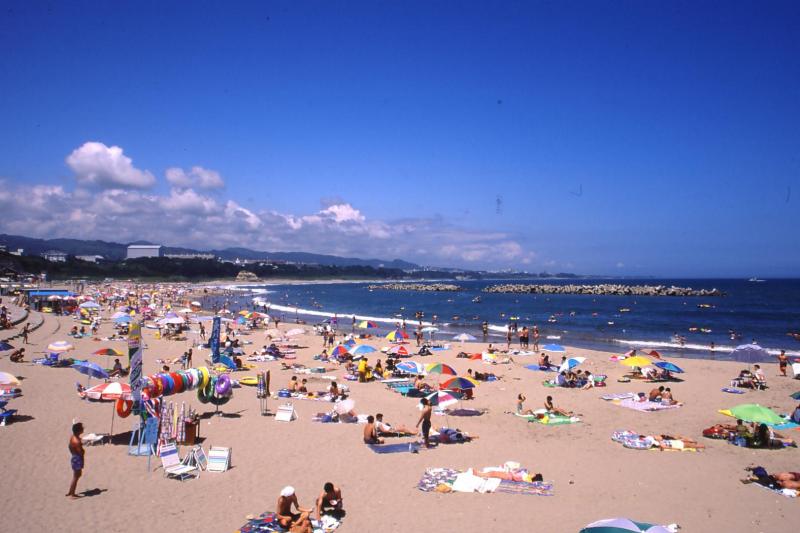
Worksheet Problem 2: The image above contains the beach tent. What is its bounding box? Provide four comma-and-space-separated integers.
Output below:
730, 344, 770, 366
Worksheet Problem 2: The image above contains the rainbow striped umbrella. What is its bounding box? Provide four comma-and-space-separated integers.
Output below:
441, 376, 478, 390
423, 390, 461, 408
386, 329, 409, 341
93, 348, 124, 357
331, 345, 350, 357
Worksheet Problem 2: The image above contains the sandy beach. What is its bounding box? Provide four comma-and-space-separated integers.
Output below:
1, 297, 798, 533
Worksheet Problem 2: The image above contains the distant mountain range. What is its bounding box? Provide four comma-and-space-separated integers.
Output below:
0, 233, 420, 270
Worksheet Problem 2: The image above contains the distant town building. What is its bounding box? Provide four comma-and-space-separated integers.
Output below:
126, 245, 163, 259
164, 253, 216, 260
0, 245, 6, 252
10, 248, 23, 256
76, 255, 104, 263
41, 250, 68, 262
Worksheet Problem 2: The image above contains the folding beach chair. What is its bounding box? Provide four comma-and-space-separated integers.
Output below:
206, 446, 231, 473
191, 445, 208, 471
159, 442, 199, 481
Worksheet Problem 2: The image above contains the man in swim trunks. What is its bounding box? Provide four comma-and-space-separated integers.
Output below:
777, 350, 788, 377
315, 482, 343, 520
417, 398, 433, 447
363, 415, 383, 444
67, 422, 85, 499
648, 386, 665, 402
276, 486, 312, 533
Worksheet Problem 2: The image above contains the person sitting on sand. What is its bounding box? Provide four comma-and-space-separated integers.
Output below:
754, 423, 795, 448
299, 379, 308, 394
108, 358, 125, 377
517, 394, 535, 415
753, 364, 767, 388
374, 359, 383, 378
538, 352, 552, 369
544, 395, 572, 416
328, 381, 343, 401
648, 386, 665, 402
363, 415, 384, 444
660, 387, 681, 405
581, 371, 595, 390
277, 486, 312, 533
288, 376, 300, 393
375, 413, 416, 437
316, 482, 343, 521
9, 347, 25, 363
414, 375, 431, 391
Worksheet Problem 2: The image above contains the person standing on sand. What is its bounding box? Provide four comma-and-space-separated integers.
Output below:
416, 398, 433, 448
22, 322, 30, 344
777, 350, 788, 376
67, 422, 85, 499
506, 327, 512, 350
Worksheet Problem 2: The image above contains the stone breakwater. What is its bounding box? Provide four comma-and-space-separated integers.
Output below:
483, 284, 724, 297
367, 283, 462, 292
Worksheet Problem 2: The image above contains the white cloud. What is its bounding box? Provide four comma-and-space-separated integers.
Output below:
165, 166, 225, 189
66, 142, 156, 189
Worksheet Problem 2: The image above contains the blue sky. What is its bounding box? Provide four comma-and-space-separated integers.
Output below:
0, 1, 798, 276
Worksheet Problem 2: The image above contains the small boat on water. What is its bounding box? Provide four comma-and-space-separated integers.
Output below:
619, 308, 631, 313
748, 277, 766, 282
697, 303, 714, 309
548, 315, 557, 323
472, 296, 482, 303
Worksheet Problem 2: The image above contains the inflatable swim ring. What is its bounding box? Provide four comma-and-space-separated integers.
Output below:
215, 374, 232, 396
116, 398, 133, 418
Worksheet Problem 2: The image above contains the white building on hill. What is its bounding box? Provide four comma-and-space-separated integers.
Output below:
126, 245, 163, 259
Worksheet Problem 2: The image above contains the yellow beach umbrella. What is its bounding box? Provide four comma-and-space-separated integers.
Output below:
620, 356, 652, 367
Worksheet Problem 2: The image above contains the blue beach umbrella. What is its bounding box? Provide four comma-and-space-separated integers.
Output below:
790, 391, 800, 400
396, 361, 426, 375
580, 518, 671, 533
654, 361, 684, 374
72, 361, 109, 385
114, 315, 133, 324
542, 344, 566, 353
0, 341, 15, 352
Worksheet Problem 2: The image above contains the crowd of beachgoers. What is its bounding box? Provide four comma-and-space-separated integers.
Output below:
0, 281, 798, 532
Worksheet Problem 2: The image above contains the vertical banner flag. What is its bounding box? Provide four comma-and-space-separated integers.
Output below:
210, 316, 221, 364
128, 321, 143, 414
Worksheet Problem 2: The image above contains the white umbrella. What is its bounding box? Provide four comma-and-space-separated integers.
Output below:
333, 398, 355, 414
158, 316, 185, 325
0, 371, 21, 389
453, 333, 476, 343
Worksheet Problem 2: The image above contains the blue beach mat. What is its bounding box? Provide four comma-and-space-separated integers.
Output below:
722, 387, 745, 394
368, 443, 425, 454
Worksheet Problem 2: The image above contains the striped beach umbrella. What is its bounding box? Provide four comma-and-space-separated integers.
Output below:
47, 341, 74, 353
422, 390, 460, 408
388, 345, 409, 356
93, 348, 124, 357
386, 329, 409, 341
396, 361, 426, 375
357, 320, 378, 329
82, 381, 131, 401
331, 345, 350, 358
426, 363, 457, 376
580, 518, 671, 533
0, 371, 21, 389
559, 356, 586, 373
440, 376, 479, 390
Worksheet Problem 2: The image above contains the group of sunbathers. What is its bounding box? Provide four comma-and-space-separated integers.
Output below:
276, 482, 344, 533
730, 365, 768, 389
517, 393, 574, 417
363, 413, 418, 444
646, 386, 681, 405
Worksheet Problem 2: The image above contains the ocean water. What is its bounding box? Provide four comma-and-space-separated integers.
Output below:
209, 278, 800, 362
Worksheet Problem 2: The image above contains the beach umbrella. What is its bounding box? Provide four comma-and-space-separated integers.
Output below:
420, 327, 439, 334
396, 361, 426, 375
331, 345, 350, 358
579, 518, 671, 533
343, 339, 357, 348
285, 328, 305, 337
388, 345, 409, 356
72, 361, 109, 385
645, 350, 662, 358
423, 390, 460, 409
385, 329, 408, 341
0, 341, 15, 352
93, 348, 124, 357
721, 403, 785, 426
426, 363, 457, 376
441, 376, 478, 390
654, 361, 684, 374
620, 356, 652, 367
542, 344, 566, 353
469, 353, 484, 360
191, 301, 202, 307
47, 295, 62, 301
158, 316, 185, 325
47, 341, 74, 353
114, 315, 133, 324
79, 301, 100, 309
559, 356, 586, 373
357, 320, 378, 329
82, 381, 131, 401
111, 311, 128, 319
453, 333, 477, 343
0, 372, 20, 389
351, 344, 376, 356
730, 344, 770, 366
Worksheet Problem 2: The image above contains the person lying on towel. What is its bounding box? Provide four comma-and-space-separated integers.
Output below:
375, 413, 416, 437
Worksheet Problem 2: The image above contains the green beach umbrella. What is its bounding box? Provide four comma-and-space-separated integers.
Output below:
721, 403, 785, 426
580, 518, 671, 533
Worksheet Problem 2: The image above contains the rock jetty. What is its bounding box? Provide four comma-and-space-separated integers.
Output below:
483, 284, 723, 297
367, 283, 462, 292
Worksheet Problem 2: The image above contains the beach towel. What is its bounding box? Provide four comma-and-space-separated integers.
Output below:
616, 399, 682, 412
417, 468, 460, 492
602, 393, 635, 401
368, 442, 424, 454
722, 387, 745, 394
529, 414, 580, 425
494, 480, 555, 496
